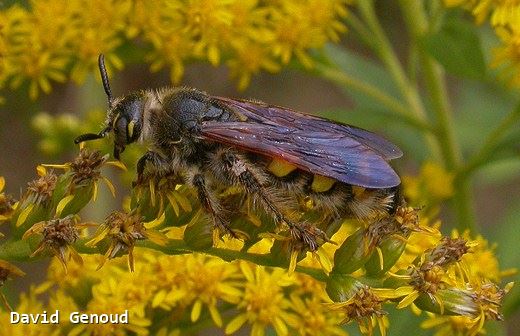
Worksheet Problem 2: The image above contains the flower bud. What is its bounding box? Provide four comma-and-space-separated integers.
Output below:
365, 236, 407, 277
326, 273, 365, 302
332, 228, 372, 274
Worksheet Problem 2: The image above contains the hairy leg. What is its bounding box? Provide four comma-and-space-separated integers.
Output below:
212, 148, 326, 251
189, 171, 237, 238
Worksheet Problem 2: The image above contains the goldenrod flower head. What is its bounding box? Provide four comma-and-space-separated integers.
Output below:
425, 236, 470, 268
24, 170, 58, 207
444, 1, 520, 88
410, 263, 447, 299
288, 294, 347, 336
392, 217, 442, 271
444, 0, 520, 25
422, 313, 489, 336
22, 215, 91, 272
179, 256, 242, 326
0, 288, 54, 336
421, 281, 513, 335
403, 162, 454, 205
366, 206, 421, 246
225, 261, 296, 336
68, 149, 112, 189
470, 281, 512, 321
87, 210, 168, 271
40, 149, 125, 218
451, 230, 515, 282
491, 26, 520, 86
70, 274, 152, 336
0, 259, 25, 287
0, 177, 15, 224
133, 173, 192, 220
327, 286, 388, 336
12, 168, 59, 229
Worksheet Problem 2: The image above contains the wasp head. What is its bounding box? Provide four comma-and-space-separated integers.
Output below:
74, 54, 144, 160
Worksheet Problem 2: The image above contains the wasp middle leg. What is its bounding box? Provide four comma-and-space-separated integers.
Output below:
189, 171, 237, 238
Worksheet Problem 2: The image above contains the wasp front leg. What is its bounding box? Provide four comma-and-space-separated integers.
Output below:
213, 149, 327, 251
134, 150, 170, 186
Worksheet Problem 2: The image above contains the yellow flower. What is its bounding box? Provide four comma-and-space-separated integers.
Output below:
288, 294, 347, 336
22, 215, 93, 272
421, 162, 454, 199
45, 253, 114, 289
403, 161, 454, 205
420, 281, 514, 335
69, 273, 152, 336
225, 262, 297, 336
68, 0, 129, 83
0, 287, 60, 336
38, 149, 125, 219
491, 26, 520, 87
1, 0, 351, 97
0, 177, 15, 225
12, 167, 58, 229
327, 286, 389, 336
86, 210, 168, 271
421, 314, 483, 336
228, 43, 280, 90
147, 253, 243, 327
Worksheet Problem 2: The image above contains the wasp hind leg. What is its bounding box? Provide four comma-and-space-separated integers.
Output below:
217, 150, 327, 251
191, 173, 238, 239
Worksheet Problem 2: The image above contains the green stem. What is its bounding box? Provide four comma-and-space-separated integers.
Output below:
315, 63, 417, 119
344, 12, 377, 49
356, 0, 441, 160
154, 240, 328, 281
1, 236, 328, 282
399, 0, 476, 231
121, 240, 328, 282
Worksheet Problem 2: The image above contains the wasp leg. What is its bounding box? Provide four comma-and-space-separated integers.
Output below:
219, 151, 325, 251
133, 151, 168, 186
191, 173, 237, 238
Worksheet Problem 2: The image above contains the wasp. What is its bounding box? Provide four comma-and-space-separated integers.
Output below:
75, 55, 403, 252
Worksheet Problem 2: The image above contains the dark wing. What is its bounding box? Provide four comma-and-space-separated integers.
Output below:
201, 98, 401, 188
215, 97, 402, 160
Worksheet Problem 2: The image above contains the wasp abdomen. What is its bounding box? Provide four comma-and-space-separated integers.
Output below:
262, 156, 399, 221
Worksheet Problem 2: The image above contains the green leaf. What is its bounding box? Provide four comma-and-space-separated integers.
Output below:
419, 18, 486, 79
474, 157, 520, 185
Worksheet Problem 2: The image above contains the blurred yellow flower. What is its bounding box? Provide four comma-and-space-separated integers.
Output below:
0, 0, 351, 98
225, 261, 297, 336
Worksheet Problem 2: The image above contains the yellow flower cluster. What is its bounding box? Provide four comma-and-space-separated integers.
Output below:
0, 0, 350, 99
0, 250, 346, 336
444, 0, 520, 86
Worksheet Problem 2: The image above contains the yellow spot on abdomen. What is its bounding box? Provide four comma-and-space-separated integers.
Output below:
268, 158, 297, 177
352, 186, 366, 197
311, 175, 336, 193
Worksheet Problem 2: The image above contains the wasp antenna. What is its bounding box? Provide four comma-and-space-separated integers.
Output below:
74, 126, 111, 144
98, 54, 114, 108
74, 133, 104, 144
